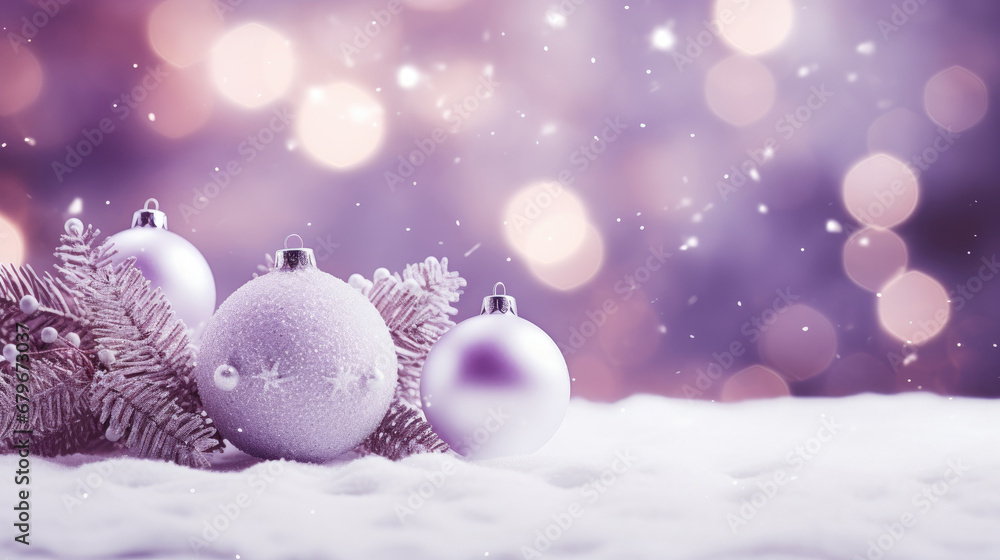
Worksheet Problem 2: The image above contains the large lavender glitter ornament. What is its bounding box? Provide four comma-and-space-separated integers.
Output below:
420, 283, 570, 459
193, 235, 398, 462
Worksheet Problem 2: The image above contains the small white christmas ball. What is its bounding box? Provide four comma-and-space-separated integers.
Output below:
107, 199, 216, 339
40, 327, 58, 343
66, 332, 80, 347
64, 218, 84, 236
193, 240, 398, 462
18, 295, 38, 315
98, 349, 116, 366
2, 344, 17, 363
421, 284, 570, 459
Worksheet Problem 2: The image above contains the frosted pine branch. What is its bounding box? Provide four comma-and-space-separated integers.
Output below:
357, 400, 449, 460
350, 257, 464, 459
90, 369, 219, 468
23, 349, 94, 434
350, 257, 466, 408
55, 223, 222, 467
0, 348, 104, 456
0, 264, 89, 349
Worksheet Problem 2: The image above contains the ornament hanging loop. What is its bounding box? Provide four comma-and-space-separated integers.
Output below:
481, 281, 517, 316
284, 233, 304, 250
131, 197, 168, 230
275, 233, 316, 271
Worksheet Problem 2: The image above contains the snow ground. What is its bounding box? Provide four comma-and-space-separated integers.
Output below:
3, 393, 1000, 560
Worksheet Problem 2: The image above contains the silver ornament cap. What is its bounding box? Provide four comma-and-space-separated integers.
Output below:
481, 282, 517, 316
274, 234, 316, 271
131, 198, 168, 230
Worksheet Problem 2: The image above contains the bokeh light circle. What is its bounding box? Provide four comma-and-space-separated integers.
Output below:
210, 23, 295, 109
714, 0, 794, 56
503, 182, 589, 265
720, 365, 790, 402
704, 56, 776, 126
527, 223, 604, 290
148, 0, 223, 68
0, 47, 43, 116
842, 153, 919, 229
297, 82, 385, 169
0, 214, 25, 266
923, 66, 989, 133
878, 271, 951, 345
843, 227, 908, 292
759, 304, 837, 381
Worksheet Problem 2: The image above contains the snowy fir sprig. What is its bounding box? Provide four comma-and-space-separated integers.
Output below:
349, 258, 466, 409
1, 221, 465, 467
1, 221, 223, 467
349, 258, 467, 458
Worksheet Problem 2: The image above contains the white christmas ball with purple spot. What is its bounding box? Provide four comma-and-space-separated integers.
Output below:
420, 313, 571, 459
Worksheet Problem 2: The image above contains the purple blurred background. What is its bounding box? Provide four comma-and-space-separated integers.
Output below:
1, 0, 998, 401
